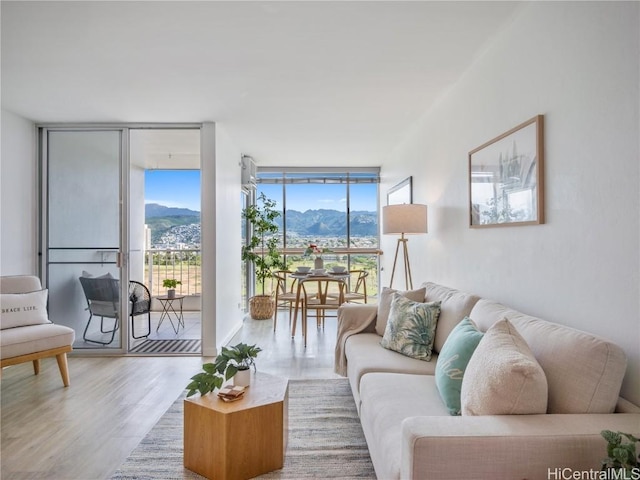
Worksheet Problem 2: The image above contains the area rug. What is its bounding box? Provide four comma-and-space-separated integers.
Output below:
111, 378, 375, 480
129, 339, 201, 354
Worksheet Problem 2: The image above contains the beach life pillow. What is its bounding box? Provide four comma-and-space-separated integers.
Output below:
461, 318, 548, 415
380, 293, 440, 361
375, 286, 426, 336
435, 317, 484, 415
0, 289, 51, 329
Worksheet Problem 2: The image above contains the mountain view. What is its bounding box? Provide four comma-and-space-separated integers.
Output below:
145, 203, 377, 249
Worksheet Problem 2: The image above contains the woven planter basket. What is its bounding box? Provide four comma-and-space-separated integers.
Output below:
249, 295, 275, 320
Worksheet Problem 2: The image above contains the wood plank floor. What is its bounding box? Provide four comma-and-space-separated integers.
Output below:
1, 310, 342, 480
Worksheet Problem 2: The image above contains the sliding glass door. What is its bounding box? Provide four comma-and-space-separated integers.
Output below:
43, 129, 128, 351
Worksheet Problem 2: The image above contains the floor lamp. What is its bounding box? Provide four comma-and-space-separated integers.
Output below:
382, 204, 428, 290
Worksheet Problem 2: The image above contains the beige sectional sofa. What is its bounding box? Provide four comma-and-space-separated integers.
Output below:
1, 275, 75, 386
335, 282, 640, 480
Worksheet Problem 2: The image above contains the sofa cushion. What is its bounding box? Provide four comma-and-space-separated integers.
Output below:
380, 294, 440, 361
359, 373, 449, 480
0, 289, 51, 329
469, 299, 627, 414
422, 282, 481, 353
0, 323, 75, 359
375, 286, 426, 336
461, 318, 548, 415
345, 333, 438, 413
435, 316, 484, 415
0, 275, 43, 294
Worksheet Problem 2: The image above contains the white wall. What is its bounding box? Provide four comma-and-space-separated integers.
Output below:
1, 109, 37, 275
382, 2, 640, 404
201, 122, 244, 356
214, 124, 244, 349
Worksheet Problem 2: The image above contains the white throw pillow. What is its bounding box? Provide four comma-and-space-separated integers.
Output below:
375, 286, 426, 336
461, 318, 548, 415
0, 289, 51, 329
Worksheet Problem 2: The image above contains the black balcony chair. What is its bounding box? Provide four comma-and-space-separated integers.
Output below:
79, 276, 151, 345
79, 276, 120, 345
129, 280, 151, 339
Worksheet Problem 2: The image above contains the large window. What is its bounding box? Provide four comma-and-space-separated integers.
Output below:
254, 168, 381, 298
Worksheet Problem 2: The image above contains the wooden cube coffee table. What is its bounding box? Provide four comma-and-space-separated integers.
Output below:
184, 372, 288, 480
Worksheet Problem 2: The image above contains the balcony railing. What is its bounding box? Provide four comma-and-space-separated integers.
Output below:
145, 249, 201, 297
143, 247, 380, 304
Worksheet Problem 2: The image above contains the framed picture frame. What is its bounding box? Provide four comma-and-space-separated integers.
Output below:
387, 176, 412, 205
469, 115, 544, 228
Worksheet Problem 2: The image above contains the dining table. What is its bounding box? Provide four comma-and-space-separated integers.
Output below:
290, 270, 350, 339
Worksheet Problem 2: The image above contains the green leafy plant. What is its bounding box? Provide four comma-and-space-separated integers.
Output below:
601, 430, 639, 473
162, 278, 182, 289
242, 192, 286, 295
186, 343, 262, 397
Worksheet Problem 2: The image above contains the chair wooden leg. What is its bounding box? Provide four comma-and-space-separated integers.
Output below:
56, 353, 70, 387
32, 359, 40, 375
303, 306, 307, 347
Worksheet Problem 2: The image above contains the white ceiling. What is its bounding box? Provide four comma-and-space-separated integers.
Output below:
1, 1, 522, 167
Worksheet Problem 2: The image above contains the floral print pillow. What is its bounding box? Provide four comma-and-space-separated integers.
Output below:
380, 293, 441, 361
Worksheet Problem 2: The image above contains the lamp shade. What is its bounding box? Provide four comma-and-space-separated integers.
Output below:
382, 204, 428, 235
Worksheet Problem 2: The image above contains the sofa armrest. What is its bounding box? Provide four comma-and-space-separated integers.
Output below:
334, 304, 378, 376
401, 414, 640, 480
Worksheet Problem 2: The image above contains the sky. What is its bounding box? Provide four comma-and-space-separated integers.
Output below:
145, 170, 201, 211
144, 170, 377, 213
258, 183, 377, 212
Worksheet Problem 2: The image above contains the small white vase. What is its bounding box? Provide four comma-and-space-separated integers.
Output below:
314, 257, 324, 270
233, 369, 251, 387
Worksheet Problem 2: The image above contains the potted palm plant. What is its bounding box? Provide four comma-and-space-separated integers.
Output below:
186, 343, 262, 396
242, 192, 286, 319
162, 278, 182, 299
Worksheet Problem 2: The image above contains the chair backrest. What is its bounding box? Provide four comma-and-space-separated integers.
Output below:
346, 270, 368, 303
78, 276, 120, 318
129, 280, 151, 315
350, 270, 368, 294
273, 271, 295, 294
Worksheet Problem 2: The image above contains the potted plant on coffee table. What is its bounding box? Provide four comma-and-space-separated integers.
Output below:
215, 343, 262, 387
242, 192, 286, 319
186, 342, 262, 396
162, 278, 182, 299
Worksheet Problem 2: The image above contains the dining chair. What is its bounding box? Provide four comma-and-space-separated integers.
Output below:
272, 270, 300, 332
300, 277, 346, 347
344, 269, 369, 304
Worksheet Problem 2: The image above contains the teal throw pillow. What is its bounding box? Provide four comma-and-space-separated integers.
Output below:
380, 293, 441, 361
435, 316, 484, 415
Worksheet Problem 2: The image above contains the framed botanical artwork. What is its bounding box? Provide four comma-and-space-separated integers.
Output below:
469, 115, 544, 228
387, 176, 412, 205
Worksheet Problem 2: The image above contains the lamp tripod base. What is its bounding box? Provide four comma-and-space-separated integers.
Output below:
389, 234, 413, 290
